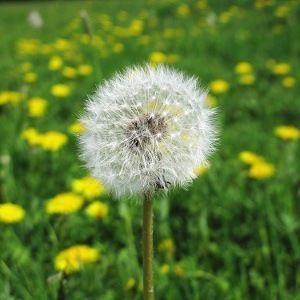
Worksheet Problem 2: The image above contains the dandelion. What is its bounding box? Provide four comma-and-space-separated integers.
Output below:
249, 162, 275, 179
209, 79, 229, 94
48, 56, 63, 71
21, 127, 43, 146
86, 201, 108, 219
68, 122, 86, 134
274, 125, 300, 140
28, 97, 47, 117
239, 74, 256, 85
51, 84, 71, 98
158, 239, 175, 255
239, 151, 264, 165
62, 66, 77, 78
78, 64, 217, 299
23, 72, 37, 83
72, 176, 105, 199
272, 63, 291, 75
27, 11, 43, 29
126, 278, 136, 291
235, 62, 253, 74
282, 77, 296, 88
54, 245, 99, 273
160, 264, 170, 274
149, 52, 167, 64
0, 203, 25, 224
46, 192, 83, 214
40, 131, 67, 151
77, 64, 93, 76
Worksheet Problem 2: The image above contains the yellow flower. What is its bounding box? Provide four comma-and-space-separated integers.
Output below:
174, 266, 185, 277
177, 4, 190, 17
239, 151, 264, 165
48, 56, 63, 71
158, 239, 175, 255
28, 97, 47, 117
248, 162, 275, 179
149, 52, 167, 64
274, 126, 300, 140
77, 64, 93, 76
112, 43, 124, 53
205, 95, 217, 108
235, 62, 253, 74
125, 278, 136, 291
0, 203, 25, 224
86, 201, 108, 219
272, 63, 291, 75
40, 131, 67, 151
46, 192, 83, 214
62, 66, 77, 78
0, 91, 23, 105
51, 84, 71, 98
239, 74, 256, 85
21, 128, 43, 146
72, 177, 105, 199
20, 62, 32, 72
194, 165, 208, 176
23, 72, 37, 83
209, 80, 229, 94
282, 77, 296, 88
160, 264, 170, 274
68, 122, 86, 134
275, 5, 290, 18
54, 245, 99, 273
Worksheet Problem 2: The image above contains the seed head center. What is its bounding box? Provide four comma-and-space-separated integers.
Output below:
127, 113, 168, 150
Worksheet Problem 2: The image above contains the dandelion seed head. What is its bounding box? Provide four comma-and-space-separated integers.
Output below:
79, 64, 218, 197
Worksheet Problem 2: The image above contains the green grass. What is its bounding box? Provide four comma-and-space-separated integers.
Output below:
1, 0, 300, 299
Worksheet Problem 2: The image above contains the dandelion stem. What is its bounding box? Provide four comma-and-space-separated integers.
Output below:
143, 191, 155, 300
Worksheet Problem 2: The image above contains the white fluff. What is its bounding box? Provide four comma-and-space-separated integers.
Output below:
79, 64, 218, 197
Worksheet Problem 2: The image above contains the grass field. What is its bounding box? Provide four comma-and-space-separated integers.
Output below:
0, 0, 300, 299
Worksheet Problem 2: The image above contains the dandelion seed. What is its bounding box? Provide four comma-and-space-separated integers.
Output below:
79, 64, 218, 197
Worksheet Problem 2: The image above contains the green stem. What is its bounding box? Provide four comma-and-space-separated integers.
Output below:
143, 191, 155, 300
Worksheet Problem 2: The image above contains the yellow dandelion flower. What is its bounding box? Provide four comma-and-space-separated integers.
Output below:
86, 201, 108, 219
62, 66, 77, 78
205, 95, 217, 108
195, 165, 208, 176
51, 84, 71, 98
160, 264, 170, 274
21, 127, 43, 146
23, 72, 37, 83
112, 43, 124, 54
275, 5, 290, 18
239, 74, 256, 85
0, 91, 23, 105
149, 52, 167, 64
68, 122, 86, 134
235, 62, 253, 74
274, 126, 300, 141
249, 162, 275, 179
77, 64, 93, 76
48, 56, 63, 71
54, 245, 99, 273
72, 177, 105, 199
272, 63, 291, 75
282, 77, 296, 88
40, 131, 67, 151
126, 278, 136, 291
177, 4, 190, 17
20, 62, 32, 72
209, 80, 229, 94
46, 192, 83, 214
158, 239, 175, 255
239, 151, 264, 165
174, 266, 185, 277
28, 97, 47, 117
0, 203, 25, 224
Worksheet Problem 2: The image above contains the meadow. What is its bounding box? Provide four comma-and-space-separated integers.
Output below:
0, 0, 300, 299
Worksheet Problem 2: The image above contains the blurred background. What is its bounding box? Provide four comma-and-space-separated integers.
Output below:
0, 0, 300, 299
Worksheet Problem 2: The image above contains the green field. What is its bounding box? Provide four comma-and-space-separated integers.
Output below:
1, 0, 300, 299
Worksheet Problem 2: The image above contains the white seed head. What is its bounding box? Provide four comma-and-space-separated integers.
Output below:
78, 64, 218, 197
